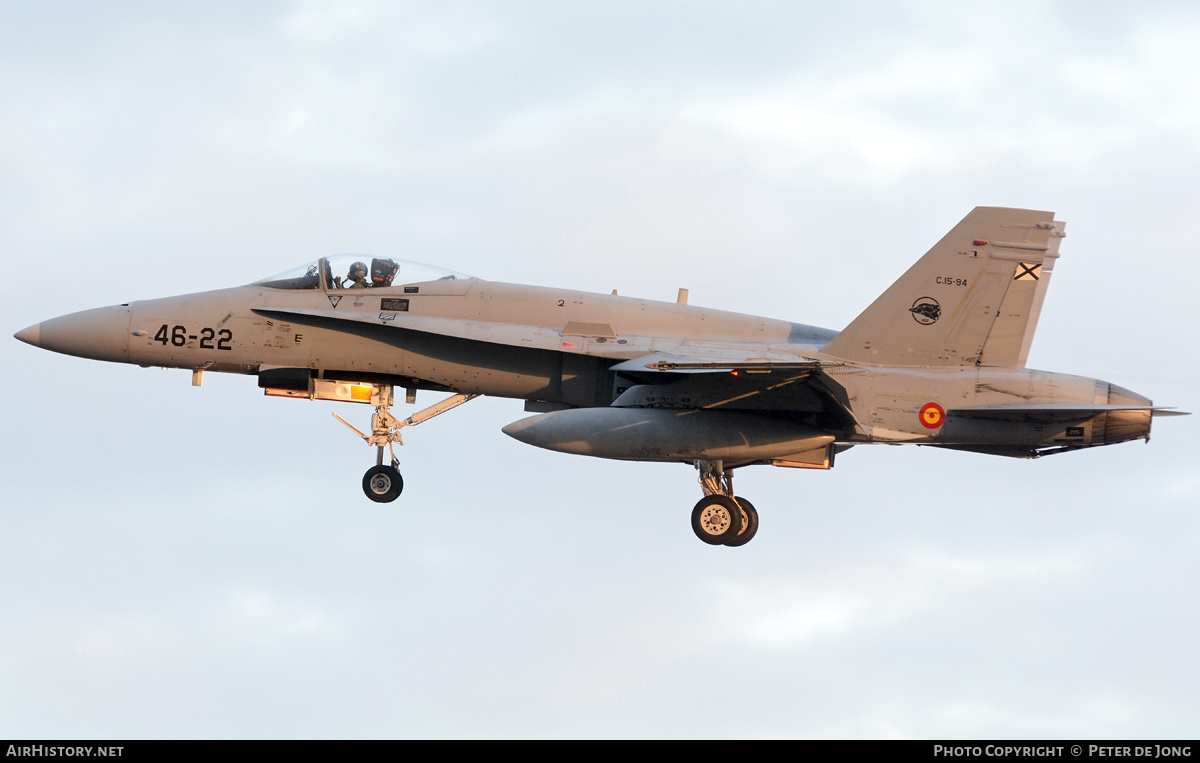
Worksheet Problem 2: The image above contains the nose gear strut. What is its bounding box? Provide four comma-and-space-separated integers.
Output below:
332, 387, 480, 502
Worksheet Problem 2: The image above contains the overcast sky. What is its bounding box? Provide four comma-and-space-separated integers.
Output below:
2, 0, 1198, 739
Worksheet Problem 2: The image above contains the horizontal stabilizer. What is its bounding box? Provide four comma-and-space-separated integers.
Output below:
949, 403, 1181, 423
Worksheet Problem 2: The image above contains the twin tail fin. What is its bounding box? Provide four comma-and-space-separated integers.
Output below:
822, 207, 1065, 368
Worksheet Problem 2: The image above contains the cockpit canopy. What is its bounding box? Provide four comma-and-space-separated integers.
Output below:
253, 255, 474, 290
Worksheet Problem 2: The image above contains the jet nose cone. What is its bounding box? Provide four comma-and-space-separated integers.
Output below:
14, 323, 41, 347
25, 305, 132, 361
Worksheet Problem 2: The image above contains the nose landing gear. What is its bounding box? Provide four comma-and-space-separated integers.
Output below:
333, 387, 479, 503
692, 460, 760, 547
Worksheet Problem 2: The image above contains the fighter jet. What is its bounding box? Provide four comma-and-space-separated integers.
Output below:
13, 207, 1186, 546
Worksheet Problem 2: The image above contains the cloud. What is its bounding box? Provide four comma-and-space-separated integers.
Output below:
714, 550, 1083, 649
3, 0, 1199, 739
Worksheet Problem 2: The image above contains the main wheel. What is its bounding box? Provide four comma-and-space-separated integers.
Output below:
691, 495, 743, 545
724, 497, 759, 547
362, 465, 403, 503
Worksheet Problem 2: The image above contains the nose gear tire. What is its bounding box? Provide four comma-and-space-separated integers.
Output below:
363, 465, 403, 503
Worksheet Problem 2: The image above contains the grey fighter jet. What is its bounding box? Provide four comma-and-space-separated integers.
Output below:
14, 208, 1186, 546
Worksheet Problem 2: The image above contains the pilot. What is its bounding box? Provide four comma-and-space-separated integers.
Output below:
343, 261, 370, 289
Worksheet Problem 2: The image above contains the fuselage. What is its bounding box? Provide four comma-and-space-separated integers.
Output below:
16, 269, 1153, 458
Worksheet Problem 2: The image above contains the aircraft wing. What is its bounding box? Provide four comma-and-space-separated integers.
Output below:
606, 355, 846, 415
609, 352, 841, 374
255, 306, 845, 414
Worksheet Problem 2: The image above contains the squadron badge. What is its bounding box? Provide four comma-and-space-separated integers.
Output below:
909, 297, 941, 325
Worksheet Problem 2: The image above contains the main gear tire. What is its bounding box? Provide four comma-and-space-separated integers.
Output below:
723, 497, 759, 547
691, 495, 743, 545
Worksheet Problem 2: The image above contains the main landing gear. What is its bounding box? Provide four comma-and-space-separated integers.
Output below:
692, 460, 759, 547
334, 387, 479, 503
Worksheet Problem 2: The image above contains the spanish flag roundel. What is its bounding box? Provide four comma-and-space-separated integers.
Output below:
919, 402, 946, 429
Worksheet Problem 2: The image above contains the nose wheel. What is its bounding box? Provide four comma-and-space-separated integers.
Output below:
363, 461, 403, 503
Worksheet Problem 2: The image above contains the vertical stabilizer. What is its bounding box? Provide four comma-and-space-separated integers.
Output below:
822, 207, 1064, 367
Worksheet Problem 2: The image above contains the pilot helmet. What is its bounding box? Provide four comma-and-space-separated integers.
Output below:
349, 261, 368, 280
